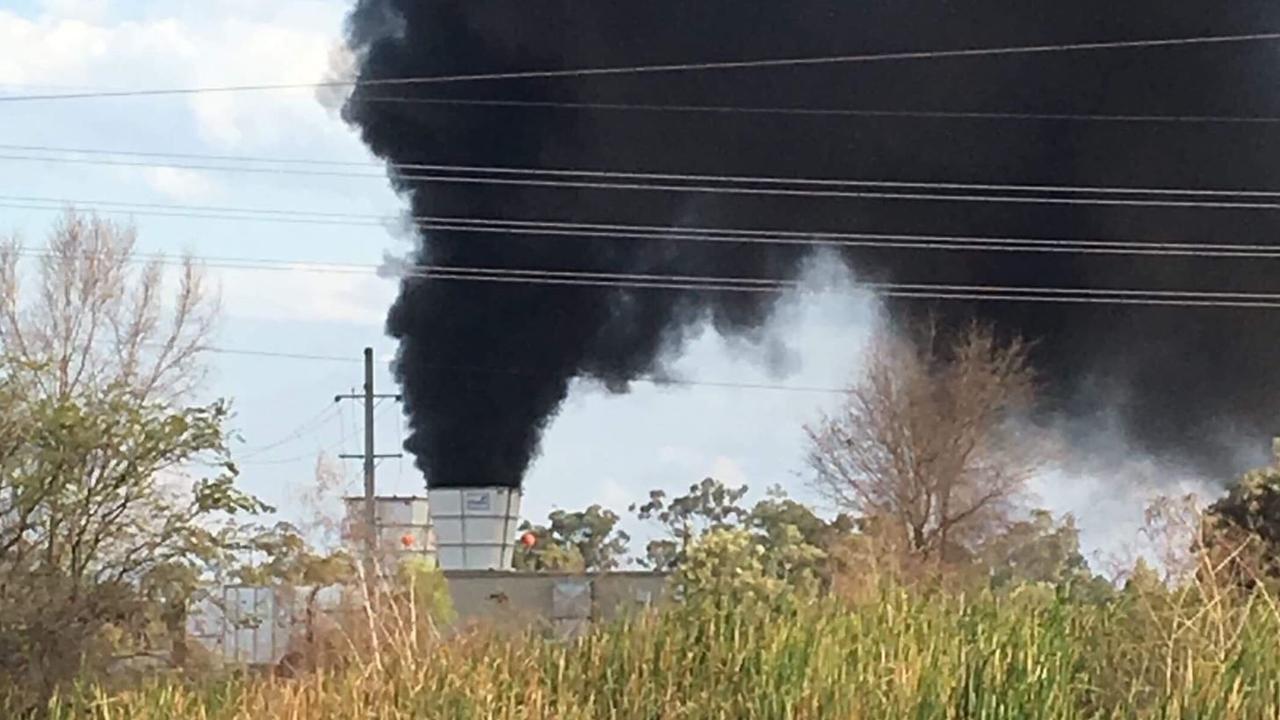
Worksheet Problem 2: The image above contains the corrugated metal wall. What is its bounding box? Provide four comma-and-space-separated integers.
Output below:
188, 585, 343, 667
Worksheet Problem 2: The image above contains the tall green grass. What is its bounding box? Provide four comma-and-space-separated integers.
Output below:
30, 583, 1280, 720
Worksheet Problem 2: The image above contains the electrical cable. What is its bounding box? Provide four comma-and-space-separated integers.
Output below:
334, 95, 1280, 125
6, 154, 1280, 208
238, 402, 343, 459
2, 30, 1276, 102
12, 247, 1280, 306
14, 198, 1280, 258
8, 145, 1280, 198
195, 343, 852, 393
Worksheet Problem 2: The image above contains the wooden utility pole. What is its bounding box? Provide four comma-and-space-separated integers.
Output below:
336, 347, 401, 558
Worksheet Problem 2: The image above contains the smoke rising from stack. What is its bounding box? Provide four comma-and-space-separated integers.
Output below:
343, 0, 1280, 489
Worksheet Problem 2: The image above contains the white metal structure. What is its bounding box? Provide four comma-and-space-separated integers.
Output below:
186, 586, 289, 667
342, 496, 437, 565
427, 486, 522, 570
188, 585, 344, 667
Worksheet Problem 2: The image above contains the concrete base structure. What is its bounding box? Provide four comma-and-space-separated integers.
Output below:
442, 571, 669, 638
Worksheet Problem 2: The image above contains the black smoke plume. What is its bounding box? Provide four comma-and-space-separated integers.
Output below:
344, 0, 1280, 488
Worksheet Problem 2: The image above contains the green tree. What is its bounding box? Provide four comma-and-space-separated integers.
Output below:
0, 213, 262, 706
675, 528, 783, 606
980, 509, 1113, 602
0, 376, 265, 700
233, 520, 356, 659
1123, 557, 1166, 597
394, 555, 456, 626
514, 505, 630, 572
632, 478, 749, 571
236, 521, 354, 588
634, 480, 849, 594
983, 510, 1088, 587
747, 486, 855, 589
749, 487, 854, 554
1203, 439, 1280, 584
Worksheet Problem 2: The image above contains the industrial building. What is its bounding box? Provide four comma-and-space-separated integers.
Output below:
190, 490, 668, 667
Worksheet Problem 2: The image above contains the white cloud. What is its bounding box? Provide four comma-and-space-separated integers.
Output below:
0, 3, 355, 152
142, 166, 219, 202
0, 13, 196, 87
708, 456, 747, 486
40, 0, 110, 23
215, 265, 396, 325
657, 445, 703, 467
185, 18, 345, 149
589, 477, 633, 512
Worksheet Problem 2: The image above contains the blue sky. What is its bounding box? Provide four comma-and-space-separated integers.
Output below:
0, 0, 1199, 562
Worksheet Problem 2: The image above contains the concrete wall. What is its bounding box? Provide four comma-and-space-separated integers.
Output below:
443, 571, 669, 636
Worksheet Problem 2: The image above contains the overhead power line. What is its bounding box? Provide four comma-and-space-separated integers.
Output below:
199, 346, 363, 363
7, 199, 1280, 258
196, 343, 850, 395
12, 247, 1280, 308
393, 264, 1280, 301
398, 216, 1280, 256
11, 87, 1280, 122
333, 95, 1280, 125
238, 402, 343, 459
2, 31, 1277, 102
8, 145, 1280, 198
311, 173, 1280, 209
238, 426, 354, 467
408, 271, 1280, 308
0, 144, 388, 168
5, 168, 1280, 209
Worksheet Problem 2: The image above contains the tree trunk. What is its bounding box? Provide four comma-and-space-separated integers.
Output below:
164, 600, 188, 668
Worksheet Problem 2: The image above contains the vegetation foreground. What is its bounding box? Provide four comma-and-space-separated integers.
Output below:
7, 215, 1280, 718
32, 583, 1280, 720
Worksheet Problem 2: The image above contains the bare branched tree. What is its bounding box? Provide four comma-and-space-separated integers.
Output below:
807, 322, 1044, 561
0, 209, 217, 402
